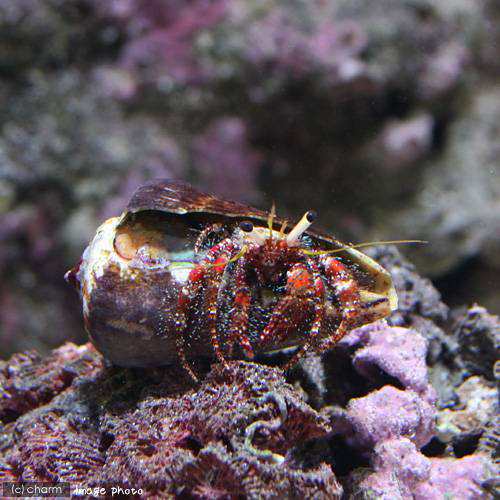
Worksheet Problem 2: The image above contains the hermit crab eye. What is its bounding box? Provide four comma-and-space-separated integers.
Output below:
239, 221, 254, 233
286, 210, 318, 246
306, 210, 317, 223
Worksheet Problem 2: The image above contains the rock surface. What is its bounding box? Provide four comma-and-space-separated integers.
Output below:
0, 344, 342, 497
1, 248, 497, 496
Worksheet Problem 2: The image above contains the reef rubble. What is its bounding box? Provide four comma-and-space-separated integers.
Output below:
0, 247, 497, 498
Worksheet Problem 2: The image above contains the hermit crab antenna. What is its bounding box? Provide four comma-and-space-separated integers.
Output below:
267, 202, 276, 238
286, 210, 317, 246
301, 239, 427, 256
279, 220, 288, 237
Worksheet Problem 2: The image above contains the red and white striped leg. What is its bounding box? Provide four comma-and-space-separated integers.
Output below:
282, 259, 326, 370
226, 256, 254, 359
260, 263, 325, 369
174, 238, 237, 377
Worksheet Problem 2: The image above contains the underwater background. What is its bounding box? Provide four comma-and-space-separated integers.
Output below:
0, 0, 498, 357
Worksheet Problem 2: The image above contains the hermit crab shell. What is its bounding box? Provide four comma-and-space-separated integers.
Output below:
67, 180, 397, 368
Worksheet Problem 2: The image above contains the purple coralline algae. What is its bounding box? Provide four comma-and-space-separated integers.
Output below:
340, 384, 436, 451
355, 438, 431, 499
327, 319, 495, 498
352, 437, 492, 499
96, 0, 369, 93
117, 0, 229, 88
414, 454, 493, 500
342, 323, 432, 395
333, 322, 437, 450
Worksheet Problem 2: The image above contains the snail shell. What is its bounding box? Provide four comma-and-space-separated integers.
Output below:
67, 180, 397, 367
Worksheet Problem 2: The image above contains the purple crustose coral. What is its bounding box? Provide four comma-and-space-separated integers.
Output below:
329, 321, 494, 498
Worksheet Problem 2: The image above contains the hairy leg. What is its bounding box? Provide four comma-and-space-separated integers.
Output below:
174, 238, 237, 378
313, 318, 351, 355
281, 259, 326, 370
259, 263, 325, 365
320, 256, 360, 323
226, 255, 254, 359
200, 268, 223, 363
174, 265, 206, 381
312, 255, 362, 355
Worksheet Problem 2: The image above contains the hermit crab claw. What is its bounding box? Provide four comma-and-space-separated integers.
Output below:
346, 246, 398, 323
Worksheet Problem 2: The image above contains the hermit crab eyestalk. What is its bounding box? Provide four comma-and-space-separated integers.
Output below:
239, 221, 254, 233
306, 210, 317, 223
286, 210, 317, 246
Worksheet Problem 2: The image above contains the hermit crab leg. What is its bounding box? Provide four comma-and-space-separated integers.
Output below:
320, 255, 360, 324
200, 240, 243, 367
282, 258, 326, 370
313, 319, 350, 356
175, 238, 237, 377
259, 294, 297, 346
203, 266, 228, 366
174, 268, 206, 382
259, 263, 324, 353
226, 255, 255, 359
309, 255, 365, 356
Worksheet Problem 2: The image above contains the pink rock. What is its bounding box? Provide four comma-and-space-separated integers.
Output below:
357, 438, 430, 499
415, 455, 493, 500
342, 385, 436, 449
355, 438, 493, 499
352, 325, 432, 395
340, 322, 436, 399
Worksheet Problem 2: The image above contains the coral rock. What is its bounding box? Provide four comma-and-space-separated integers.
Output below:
453, 305, 499, 381
352, 438, 431, 499
437, 376, 498, 453
351, 437, 494, 500
414, 454, 494, 500
0, 345, 342, 498
342, 322, 432, 395
338, 385, 436, 451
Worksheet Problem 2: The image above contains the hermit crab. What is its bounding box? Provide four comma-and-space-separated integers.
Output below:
66, 180, 401, 380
